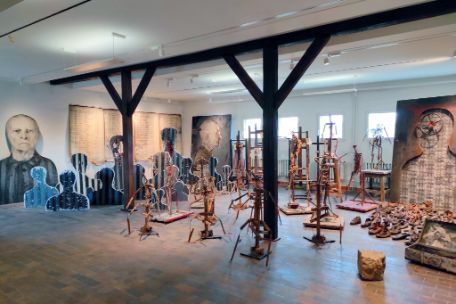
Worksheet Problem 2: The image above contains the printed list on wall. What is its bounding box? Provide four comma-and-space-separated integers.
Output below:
69, 105, 182, 163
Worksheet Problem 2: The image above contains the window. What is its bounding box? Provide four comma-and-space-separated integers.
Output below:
278, 117, 298, 138
243, 118, 262, 138
319, 115, 343, 139
368, 112, 396, 138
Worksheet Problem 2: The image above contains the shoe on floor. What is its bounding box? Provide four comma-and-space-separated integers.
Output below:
350, 216, 361, 225
392, 233, 409, 241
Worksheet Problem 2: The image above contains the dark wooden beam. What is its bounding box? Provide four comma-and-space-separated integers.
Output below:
130, 66, 156, 115
262, 44, 279, 240
275, 34, 331, 108
51, 1, 456, 85
223, 54, 263, 108
100, 75, 123, 114
120, 71, 136, 208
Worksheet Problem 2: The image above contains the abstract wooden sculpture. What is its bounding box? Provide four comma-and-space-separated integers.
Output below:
230, 175, 272, 266
188, 176, 225, 242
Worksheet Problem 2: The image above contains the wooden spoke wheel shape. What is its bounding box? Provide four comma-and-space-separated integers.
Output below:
417, 112, 443, 136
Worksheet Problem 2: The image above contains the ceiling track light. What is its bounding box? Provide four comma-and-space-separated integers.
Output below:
158, 45, 164, 57
289, 59, 295, 70
166, 77, 173, 87
323, 56, 330, 66
190, 74, 198, 84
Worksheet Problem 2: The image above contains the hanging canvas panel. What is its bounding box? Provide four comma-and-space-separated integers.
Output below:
0, 114, 58, 204
191, 115, 231, 173
391, 95, 456, 212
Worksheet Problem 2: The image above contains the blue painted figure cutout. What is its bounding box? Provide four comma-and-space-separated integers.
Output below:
93, 167, 123, 205
171, 180, 189, 202
71, 153, 103, 205
209, 157, 222, 191
24, 166, 59, 208
181, 157, 199, 185
134, 164, 146, 200
46, 171, 89, 211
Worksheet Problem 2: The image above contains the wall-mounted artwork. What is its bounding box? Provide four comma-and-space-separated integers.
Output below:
0, 114, 58, 204
191, 115, 231, 172
391, 95, 456, 212
69, 105, 182, 162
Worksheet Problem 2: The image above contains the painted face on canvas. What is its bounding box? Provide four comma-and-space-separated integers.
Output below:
199, 119, 222, 152
6, 115, 39, 153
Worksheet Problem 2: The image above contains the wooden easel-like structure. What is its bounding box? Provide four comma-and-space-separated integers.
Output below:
230, 175, 272, 266
188, 176, 226, 242
320, 119, 343, 202
228, 131, 252, 218
304, 136, 341, 245
247, 125, 263, 180
288, 127, 312, 207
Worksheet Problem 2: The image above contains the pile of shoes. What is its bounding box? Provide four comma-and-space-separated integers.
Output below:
357, 201, 455, 245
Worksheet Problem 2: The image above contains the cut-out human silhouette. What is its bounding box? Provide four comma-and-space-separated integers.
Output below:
93, 167, 123, 205
24, 166, 59, 208
171, 180, 189, 202
221, 164, 233, 192
209, 156, 222, 191
110, 135, 124, 192
181, 157, 199, 185
134, 164, 146, 200
46, 171, 89, 211
71, 153, 102, 205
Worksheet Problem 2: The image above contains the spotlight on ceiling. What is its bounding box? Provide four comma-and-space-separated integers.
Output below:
158, 45, 165, 57
323, 56, 330, 66
289, 59, 295, 70
190, 74, 199, 84
166, 78, 173, 87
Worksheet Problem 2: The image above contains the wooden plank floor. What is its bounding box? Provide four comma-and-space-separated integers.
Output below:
0, 191, 454, 304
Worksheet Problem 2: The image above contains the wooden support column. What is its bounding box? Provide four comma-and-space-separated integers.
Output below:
100, 67, 156, 208
262, 44, 279, 240
120, 70, 135, 207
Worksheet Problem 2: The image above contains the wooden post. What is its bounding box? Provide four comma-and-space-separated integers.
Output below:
262, 44, 279, 240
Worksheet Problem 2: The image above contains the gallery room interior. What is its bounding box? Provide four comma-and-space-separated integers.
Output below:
0, 0, 456, 303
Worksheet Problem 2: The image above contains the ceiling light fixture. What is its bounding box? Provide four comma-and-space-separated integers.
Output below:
323, 56, 330, 66
275, 11, 298, 19
65, 31, 126, 73
240, 20, 259, 27
289, 59, 295, 70
190, 74, 198, 84
302, 88, 358, 96
158, 45, 165, 57
166, 77, 173, 87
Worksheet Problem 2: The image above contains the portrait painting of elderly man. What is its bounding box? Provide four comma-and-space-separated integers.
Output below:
191, 115, 231, 172
0, 114, 58, 204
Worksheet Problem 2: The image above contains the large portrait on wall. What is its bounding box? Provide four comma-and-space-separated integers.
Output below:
0, 114, 58, 204
391, 95, 456, 212
191, 115, 231, 172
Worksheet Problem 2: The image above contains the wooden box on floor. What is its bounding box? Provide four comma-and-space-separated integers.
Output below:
405, 219, 456, 274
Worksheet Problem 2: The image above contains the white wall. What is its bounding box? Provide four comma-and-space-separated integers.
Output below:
0, 80, 183, 176
181, 78, 456, 183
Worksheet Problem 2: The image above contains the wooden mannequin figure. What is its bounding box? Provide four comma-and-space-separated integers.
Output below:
24, 166, 58, 208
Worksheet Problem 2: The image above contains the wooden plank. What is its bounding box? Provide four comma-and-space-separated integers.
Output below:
223, 54, 263, 108
130, 67, 156, 115
51, 1, 456, 85
275, 35, 330, 108
262, 44, 279, 240
100, 75, 123, 115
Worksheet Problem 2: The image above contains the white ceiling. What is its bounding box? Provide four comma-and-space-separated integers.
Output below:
0, 0, 455, 102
